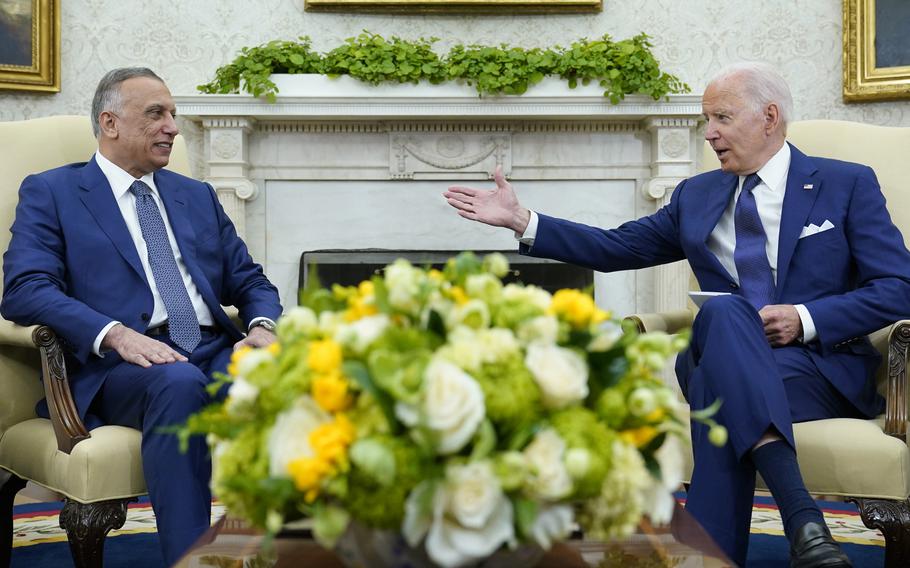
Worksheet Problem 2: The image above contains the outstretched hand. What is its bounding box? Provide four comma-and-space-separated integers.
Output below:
443, 165, 531, 234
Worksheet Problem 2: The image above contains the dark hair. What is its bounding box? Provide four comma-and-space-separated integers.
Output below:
91, 67, 164, 137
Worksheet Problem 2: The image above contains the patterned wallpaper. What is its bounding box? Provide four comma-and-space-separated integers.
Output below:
2, 0, 907, 165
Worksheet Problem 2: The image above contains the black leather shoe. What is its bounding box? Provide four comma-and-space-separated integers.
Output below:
790, 522, 852, 568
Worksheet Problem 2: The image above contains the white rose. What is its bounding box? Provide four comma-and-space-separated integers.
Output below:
334, 314, 389, 354
517, 315, 559, 345
525, 343, 589, 409
529, 504, 574, 549
225, 377, 259, 414
267, 397, 330, 478
523, 429, 572, 500
588, 320, 623, 352
478, 328, 520, 363
276, 306, 318, 336
425, 462, 515, 568
641, 435, 686, 526
235, 348, 274, 377
465, 273, 503, 302
385, 259, 423, 314
317, 310, 345, 336
437, 326, 484, 372
502, 283, 552, 310
422, 358, 485, 454
446, 298, 490, 330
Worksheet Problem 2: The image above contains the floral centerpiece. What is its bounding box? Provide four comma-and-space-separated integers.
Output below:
182, 252, 722, 568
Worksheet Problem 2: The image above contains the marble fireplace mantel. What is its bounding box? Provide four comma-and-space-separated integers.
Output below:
175, 76, 704, 323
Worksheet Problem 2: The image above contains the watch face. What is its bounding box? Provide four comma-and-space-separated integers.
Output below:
256, 321, 276, 332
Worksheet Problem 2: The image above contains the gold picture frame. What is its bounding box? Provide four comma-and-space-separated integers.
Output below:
843, 0, 910, 102
305, 0, 601, 14
0, 0, 60, 93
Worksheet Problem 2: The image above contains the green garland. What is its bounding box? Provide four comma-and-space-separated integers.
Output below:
198, 31, 689, 103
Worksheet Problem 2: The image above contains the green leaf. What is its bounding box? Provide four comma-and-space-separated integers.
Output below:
343, 360, 399, 434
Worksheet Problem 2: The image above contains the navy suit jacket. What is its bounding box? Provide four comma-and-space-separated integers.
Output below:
522, 144, 910, 417
1, 157, 282, 420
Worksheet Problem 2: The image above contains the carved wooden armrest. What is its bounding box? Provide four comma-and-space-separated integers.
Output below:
625, 309, 695, 334
31, 325, 90, 454
880, 320, 910, 440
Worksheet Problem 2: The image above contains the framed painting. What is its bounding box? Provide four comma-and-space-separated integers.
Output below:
305, 0, 601, 14
843, 0, 910, 102
0, 0, 60, 93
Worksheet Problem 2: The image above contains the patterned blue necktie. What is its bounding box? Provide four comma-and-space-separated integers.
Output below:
733, 173, 775, 310
130, 180, 201, 352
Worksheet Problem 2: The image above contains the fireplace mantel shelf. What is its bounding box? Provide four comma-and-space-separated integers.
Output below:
175, 75, 702, 121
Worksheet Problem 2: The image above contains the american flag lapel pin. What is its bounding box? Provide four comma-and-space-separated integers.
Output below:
803, 183, 814, 190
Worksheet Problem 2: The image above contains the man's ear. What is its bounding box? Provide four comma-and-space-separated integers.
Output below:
764, 103, 782, 135
98, 111, 118, 139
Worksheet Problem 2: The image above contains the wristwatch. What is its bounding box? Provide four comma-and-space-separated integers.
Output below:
250, 319, 276, 333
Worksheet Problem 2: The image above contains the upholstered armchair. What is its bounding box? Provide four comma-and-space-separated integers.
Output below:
628, 120, 910, 568
0, 116, 192, 568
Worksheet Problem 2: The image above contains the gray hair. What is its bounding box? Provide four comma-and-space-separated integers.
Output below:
91, 67, 164, 137
709, 61, 794, 129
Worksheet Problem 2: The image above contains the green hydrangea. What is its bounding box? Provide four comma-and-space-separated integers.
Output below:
473, 354, 541, 433
342, 436, 429, 528
550, 407, 615, 499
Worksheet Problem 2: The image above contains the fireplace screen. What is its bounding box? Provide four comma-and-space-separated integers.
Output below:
300, 250, 592, 294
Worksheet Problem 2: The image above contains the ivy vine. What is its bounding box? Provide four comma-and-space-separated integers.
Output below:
198, 31, 689, 103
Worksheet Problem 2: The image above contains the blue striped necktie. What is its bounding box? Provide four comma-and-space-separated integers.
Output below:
733, 173, 775, 310
130, 180, 201, 352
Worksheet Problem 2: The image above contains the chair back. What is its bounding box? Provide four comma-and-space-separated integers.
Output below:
701, 120, 910, 396
0, 116, 191, 432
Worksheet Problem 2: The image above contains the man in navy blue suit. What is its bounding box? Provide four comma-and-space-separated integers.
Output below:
444, 62, 910, 567
1, 68, 283, 565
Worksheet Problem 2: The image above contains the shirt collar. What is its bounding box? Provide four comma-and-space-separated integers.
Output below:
745, 142, 790, 192
94, 151, 158, 200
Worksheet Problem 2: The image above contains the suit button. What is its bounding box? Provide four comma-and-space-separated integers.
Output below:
141, 313, 150, 321
729, 282, 739, 290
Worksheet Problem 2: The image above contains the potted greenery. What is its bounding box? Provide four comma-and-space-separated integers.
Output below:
198, 31, 689, 103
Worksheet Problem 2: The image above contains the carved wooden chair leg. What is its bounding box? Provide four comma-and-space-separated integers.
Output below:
848, 497, 910, 568
0, 474, 27, 568
59, 497, 136, 568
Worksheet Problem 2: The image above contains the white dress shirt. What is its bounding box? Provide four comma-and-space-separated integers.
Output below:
519, 142, 818, 341
93, 151, 215, 354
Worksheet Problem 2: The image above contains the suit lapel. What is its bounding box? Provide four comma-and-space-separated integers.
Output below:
78, 159, 146, 281
696, 173, 739, 280
775, 144, 820, 296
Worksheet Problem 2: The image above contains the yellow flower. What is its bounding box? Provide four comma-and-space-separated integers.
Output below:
358, 280, 375, 296
312, 372, 353, 412
619, 426, 659, 448
266, 342, 281, 356
287, 456, 332, 501
449, 285, 469, 305
227, 345, 252, 377
309, 415, 356, 467
307, 339, 343, 373
427, 269, 445, 282
549, 289, 607, 328
644, 408, 666, 423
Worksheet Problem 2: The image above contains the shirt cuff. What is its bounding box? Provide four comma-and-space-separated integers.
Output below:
94, 321, 121, 357
794, 304, 817, 343
248, 317, 277, 332
516, 210, 539, 245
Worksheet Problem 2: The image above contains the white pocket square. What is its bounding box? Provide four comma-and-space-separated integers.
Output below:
799, 219, 835, 239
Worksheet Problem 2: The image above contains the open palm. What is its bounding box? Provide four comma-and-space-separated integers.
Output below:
443, 165, 527, 232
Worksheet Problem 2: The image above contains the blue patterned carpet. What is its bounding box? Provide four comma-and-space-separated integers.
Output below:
11, 496, 884, 567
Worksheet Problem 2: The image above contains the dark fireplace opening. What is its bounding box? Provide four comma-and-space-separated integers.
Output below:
300, 249, 593, 295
